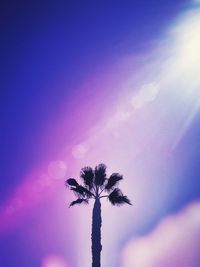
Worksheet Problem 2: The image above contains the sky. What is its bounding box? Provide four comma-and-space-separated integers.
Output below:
1, 0, 200, 266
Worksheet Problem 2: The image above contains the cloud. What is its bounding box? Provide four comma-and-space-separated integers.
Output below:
120, 201, 200, 267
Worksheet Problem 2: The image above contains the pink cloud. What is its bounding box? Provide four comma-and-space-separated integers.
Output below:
120, 201, 200, 267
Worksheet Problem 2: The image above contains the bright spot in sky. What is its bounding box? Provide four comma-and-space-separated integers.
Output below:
42, 255, 68, 267
174, 9, 200, 71
48, 160, 67, 179
72, 143, 88, 159
131, 83, 159, 109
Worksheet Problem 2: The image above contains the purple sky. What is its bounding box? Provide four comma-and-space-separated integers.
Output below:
1, 1, 200, 267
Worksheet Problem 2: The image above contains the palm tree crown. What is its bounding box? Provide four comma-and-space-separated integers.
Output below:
65, 163, 132, 207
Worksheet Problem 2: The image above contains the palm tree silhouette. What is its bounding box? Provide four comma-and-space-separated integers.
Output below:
65, 163, 132, 267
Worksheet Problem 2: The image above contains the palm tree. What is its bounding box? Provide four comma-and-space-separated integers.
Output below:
65, 163, 132, 267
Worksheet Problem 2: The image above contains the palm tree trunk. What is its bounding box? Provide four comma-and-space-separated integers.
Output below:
91, 197, 102, 267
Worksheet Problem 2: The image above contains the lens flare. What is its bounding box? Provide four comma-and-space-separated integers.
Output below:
42, 255, 68, 267
48, 160, 67, 179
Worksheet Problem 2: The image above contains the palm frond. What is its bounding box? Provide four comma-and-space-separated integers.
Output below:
108, 188, 132, 206
94, 163, 107, 186
65, 178, 79, 187
69, 198, 88, 207
71, 185, 94, 198
80, 166, 94, 189
105, 173, 123, 191
82, 187, 94, 198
